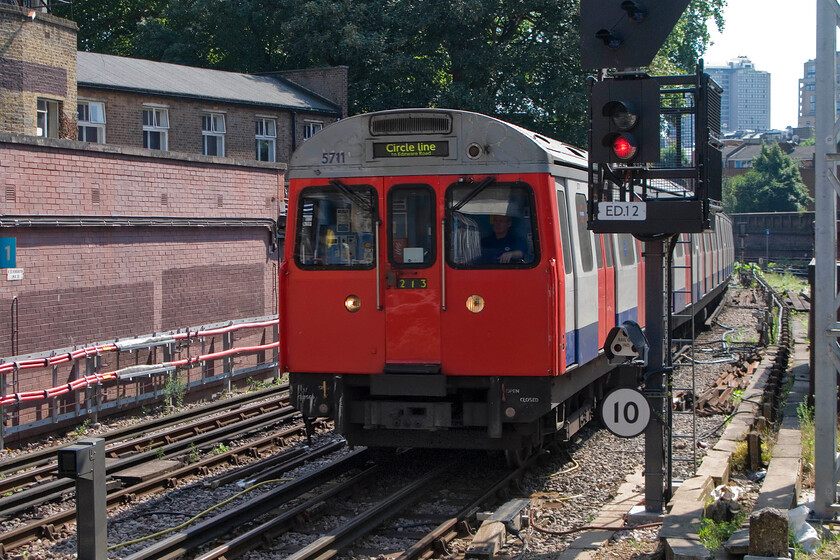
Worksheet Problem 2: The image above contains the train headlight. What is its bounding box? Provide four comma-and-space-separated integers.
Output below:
466, 294, 485, 313
466, 143, 483, 159
344, 295, 362, 313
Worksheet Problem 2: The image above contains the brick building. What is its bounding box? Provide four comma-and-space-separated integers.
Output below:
0, 4, 77, 138
75, 52, 345, 163
0, 2, 346, 437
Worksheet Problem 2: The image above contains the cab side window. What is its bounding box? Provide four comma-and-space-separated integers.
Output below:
446, 182, 538, 268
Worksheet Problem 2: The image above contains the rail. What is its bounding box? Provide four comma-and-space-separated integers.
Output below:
0, 315, 279, 447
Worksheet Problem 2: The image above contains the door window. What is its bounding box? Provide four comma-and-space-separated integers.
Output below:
388, 185, 434, 267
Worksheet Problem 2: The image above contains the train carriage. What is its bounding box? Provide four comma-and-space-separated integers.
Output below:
281, 109, 732, 460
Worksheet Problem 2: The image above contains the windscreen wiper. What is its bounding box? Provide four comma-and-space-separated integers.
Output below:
329, 179, 378, 220
451, 176, 496, 213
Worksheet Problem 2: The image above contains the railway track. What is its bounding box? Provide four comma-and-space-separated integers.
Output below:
0, 401, 300, 519
0, 384, 288, 477
113, 448, 533, 560
0, 385, 289, 507
0, 417, 332, 554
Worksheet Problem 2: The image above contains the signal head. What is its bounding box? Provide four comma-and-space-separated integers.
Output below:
608, 134, 638, 161
604, 100, 638, 131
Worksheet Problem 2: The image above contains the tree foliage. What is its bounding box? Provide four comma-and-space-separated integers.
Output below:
723, 143, 812, 213
58, 0, 724, 147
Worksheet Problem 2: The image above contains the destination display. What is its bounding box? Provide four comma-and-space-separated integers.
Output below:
373, 141, 449, 158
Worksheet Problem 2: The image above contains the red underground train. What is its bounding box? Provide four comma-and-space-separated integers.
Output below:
280, 109, 733, 461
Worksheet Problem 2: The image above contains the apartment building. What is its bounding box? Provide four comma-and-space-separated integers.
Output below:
707, 56, 771, 133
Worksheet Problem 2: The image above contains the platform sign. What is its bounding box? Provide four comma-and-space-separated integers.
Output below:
600, 387, 650, 438
0, 237, 15, 268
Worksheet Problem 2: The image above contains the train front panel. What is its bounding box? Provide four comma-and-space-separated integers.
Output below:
281, 110, 582, 450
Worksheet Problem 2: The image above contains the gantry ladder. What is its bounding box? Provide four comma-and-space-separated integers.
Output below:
665, 234, 698, 488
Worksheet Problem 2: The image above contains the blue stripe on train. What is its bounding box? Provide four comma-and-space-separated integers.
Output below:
616, 307, 638, 326
565, 320, 612, 367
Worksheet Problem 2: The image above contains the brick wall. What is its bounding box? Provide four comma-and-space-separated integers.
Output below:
730, 212, 815, 264
276, 67, 349, 118
0, 5, 77, 138
77, 88, 339, 164
0, 134, 285, 358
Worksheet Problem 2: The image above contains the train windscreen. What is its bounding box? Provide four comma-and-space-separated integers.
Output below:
446, 182, 538, 267
294, 184, 378, 268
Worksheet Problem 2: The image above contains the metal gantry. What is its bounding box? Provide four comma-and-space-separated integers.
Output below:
814, 0, 840, 520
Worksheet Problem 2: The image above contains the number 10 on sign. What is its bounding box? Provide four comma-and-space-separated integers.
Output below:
600, 387, 651, 438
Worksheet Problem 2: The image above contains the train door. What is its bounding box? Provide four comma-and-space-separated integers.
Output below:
703, 233, 712, 296
555, 182, 576, 366
636, 238, 645, 326
568, 183, 600, 364
672, 234, 689, 313
383, 179, 441, 367
614, 233, 639, 325
285, 179, 386, 374
691, 234, 701, 303
601, 234, 616, 340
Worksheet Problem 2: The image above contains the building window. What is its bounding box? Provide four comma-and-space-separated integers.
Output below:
202, 113, 226, 157
303, 120, 323, 141
143, 107, 169, 150
36, 98, 59, 138
255, 118, 276, 162
78, 101, 106, 143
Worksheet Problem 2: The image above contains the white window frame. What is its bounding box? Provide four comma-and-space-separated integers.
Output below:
77, 100, 106, 143
202, 112, 226, 157
37, 98, 59, 138
303, 120, 323, 141
255, 117, 277, 162
143, 106, 169, 150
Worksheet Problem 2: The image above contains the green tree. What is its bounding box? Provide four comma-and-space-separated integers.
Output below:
723, 142, 812, 213
52, 0, 165, 56
58, 0, 724, 147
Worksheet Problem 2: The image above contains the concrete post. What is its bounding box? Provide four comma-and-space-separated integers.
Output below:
57, 437, 107, 560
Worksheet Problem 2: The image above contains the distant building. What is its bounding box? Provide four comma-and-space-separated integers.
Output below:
707, 56, 771, 134
798, 56, 840, 129
723, 138, 815, 210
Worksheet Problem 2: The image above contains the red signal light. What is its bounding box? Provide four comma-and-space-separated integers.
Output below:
612, 135, 637, 160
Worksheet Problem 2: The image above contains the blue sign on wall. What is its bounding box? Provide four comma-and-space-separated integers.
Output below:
0, 238, 16, 268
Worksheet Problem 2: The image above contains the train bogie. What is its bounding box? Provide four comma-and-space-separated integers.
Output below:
282, 109, 734, 453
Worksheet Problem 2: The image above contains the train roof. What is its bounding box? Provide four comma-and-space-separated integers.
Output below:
289, 109, 588, 179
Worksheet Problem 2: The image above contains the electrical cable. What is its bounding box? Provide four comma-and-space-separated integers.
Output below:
528, 507, 662, 536
108, 477, 292, 551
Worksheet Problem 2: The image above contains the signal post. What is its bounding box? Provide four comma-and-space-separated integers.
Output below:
581, 0, 722, 513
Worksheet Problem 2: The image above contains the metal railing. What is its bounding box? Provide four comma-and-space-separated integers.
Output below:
0, 315, 279, 447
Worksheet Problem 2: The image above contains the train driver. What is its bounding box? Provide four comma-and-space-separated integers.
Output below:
482, 214, 526, 264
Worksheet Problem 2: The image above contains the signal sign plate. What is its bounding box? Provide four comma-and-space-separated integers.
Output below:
600, 388, 650, 438
599, 202, 646, 221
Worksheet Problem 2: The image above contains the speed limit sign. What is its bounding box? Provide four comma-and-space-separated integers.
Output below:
600, 388, 650, 438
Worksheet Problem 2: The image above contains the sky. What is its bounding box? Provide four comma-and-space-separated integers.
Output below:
702, 0, 817, 130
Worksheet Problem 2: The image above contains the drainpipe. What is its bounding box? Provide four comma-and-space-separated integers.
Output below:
291, 111, 297, 154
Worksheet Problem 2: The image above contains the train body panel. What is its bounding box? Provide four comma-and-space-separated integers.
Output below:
282, 108, 734, 452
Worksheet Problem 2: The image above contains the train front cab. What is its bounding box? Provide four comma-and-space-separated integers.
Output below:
284, 174, 566, 451
283, 110, 626, 454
